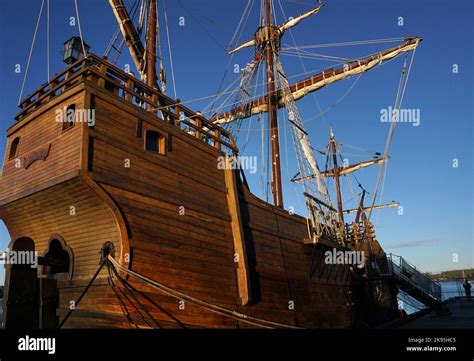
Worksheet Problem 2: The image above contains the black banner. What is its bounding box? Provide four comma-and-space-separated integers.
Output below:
0, 329, 472, 361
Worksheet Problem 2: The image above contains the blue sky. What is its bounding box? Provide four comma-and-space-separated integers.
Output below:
0, 0, 472, 284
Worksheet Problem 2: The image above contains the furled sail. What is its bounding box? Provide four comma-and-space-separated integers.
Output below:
275, 58, 330, 202
212, 37, 422, 124
343, 202, 399, 214
227, 4, 324, 54
327, 157, 387, 177
278, 4, 324, 32
292, 157, 387, 182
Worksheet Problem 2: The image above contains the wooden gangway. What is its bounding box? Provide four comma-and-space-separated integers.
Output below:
378, 254, 442, 308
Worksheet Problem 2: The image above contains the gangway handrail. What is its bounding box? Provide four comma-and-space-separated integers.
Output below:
382, 253, 442, 303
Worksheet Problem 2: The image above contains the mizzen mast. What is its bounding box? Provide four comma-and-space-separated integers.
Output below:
330, 132, 345, 235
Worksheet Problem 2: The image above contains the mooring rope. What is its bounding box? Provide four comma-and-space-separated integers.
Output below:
107, 255, 302, 329
107, 259, 162, 329
57, 259, 105, 329
106, 260, 139, 328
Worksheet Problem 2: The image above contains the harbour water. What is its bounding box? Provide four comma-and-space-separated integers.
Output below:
400, 279, 467, 314
439, 280, 464, 301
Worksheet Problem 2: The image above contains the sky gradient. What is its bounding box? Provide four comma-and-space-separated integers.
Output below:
0, 0, 472, 284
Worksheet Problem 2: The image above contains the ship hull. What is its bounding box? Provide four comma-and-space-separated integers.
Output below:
0, 56, 397, 328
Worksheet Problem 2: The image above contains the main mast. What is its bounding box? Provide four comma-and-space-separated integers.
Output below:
217, 2, 326, 208
264, 0, 283, 208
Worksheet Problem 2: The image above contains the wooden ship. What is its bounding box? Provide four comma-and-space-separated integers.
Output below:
0, 1, 427, 329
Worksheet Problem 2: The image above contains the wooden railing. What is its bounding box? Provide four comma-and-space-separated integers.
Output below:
16, 54, 238, 154
345, 221, 376, 245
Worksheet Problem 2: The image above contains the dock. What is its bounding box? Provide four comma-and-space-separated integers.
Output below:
398, 297, 474, 328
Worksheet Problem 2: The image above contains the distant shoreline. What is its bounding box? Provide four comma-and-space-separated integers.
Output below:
435, 278, 474, 282
428, 269, 474, 282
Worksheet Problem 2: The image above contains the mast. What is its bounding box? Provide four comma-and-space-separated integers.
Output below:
265, 0, 283, 208
355, 190, 366, 224
146, 0, 157, 88
330, 133, 344, 235
211, 36, 422, 125
292, 157, 387, 181
345, 201, 399, 216
108, 0, 146, 79
221, 2, 325, 208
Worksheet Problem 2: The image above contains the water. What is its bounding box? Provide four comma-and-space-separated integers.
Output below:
439, 280, 463, 301
399, 280, 465, 314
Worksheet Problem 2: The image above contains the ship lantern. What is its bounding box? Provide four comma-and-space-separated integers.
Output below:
62, 36, 90, 65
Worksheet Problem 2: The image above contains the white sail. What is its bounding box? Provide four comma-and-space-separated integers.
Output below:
228, 4, 323, 55
278, 4, 324, 32
299, 130, 329, 199
228, 38, 256, 55
212, 37, 422, 125
275, 59, 330, 201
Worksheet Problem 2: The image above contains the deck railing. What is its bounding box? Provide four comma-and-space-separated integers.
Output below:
15, 54, 238, 154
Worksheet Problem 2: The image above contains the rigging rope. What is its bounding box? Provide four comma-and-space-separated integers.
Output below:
280, 49, 352, 63
239, 63, 261, 155
228, 0, 254, 51
176, 0, 226, 50
272, 207, 300, 327
107, 260, 138, 328
281, 37, 407, 50
201, 51, 400, 131
47, 0, 50, 82
107, 259, 162, 329
222, 53, 261, 141
163, 0, 177, 98
167, 64, 344, 118
196, 48, 404, 132
208, 0, 253, 115
18, 0, 45, 106
138, 0, 146, 32
74, 0, 88, 59
107, 255, 302, 329
364, 49, 417, 242
373, 52, 416, 226
104, 0, 141, 61
58, 260, 106, 328
277, 0, 331, 132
